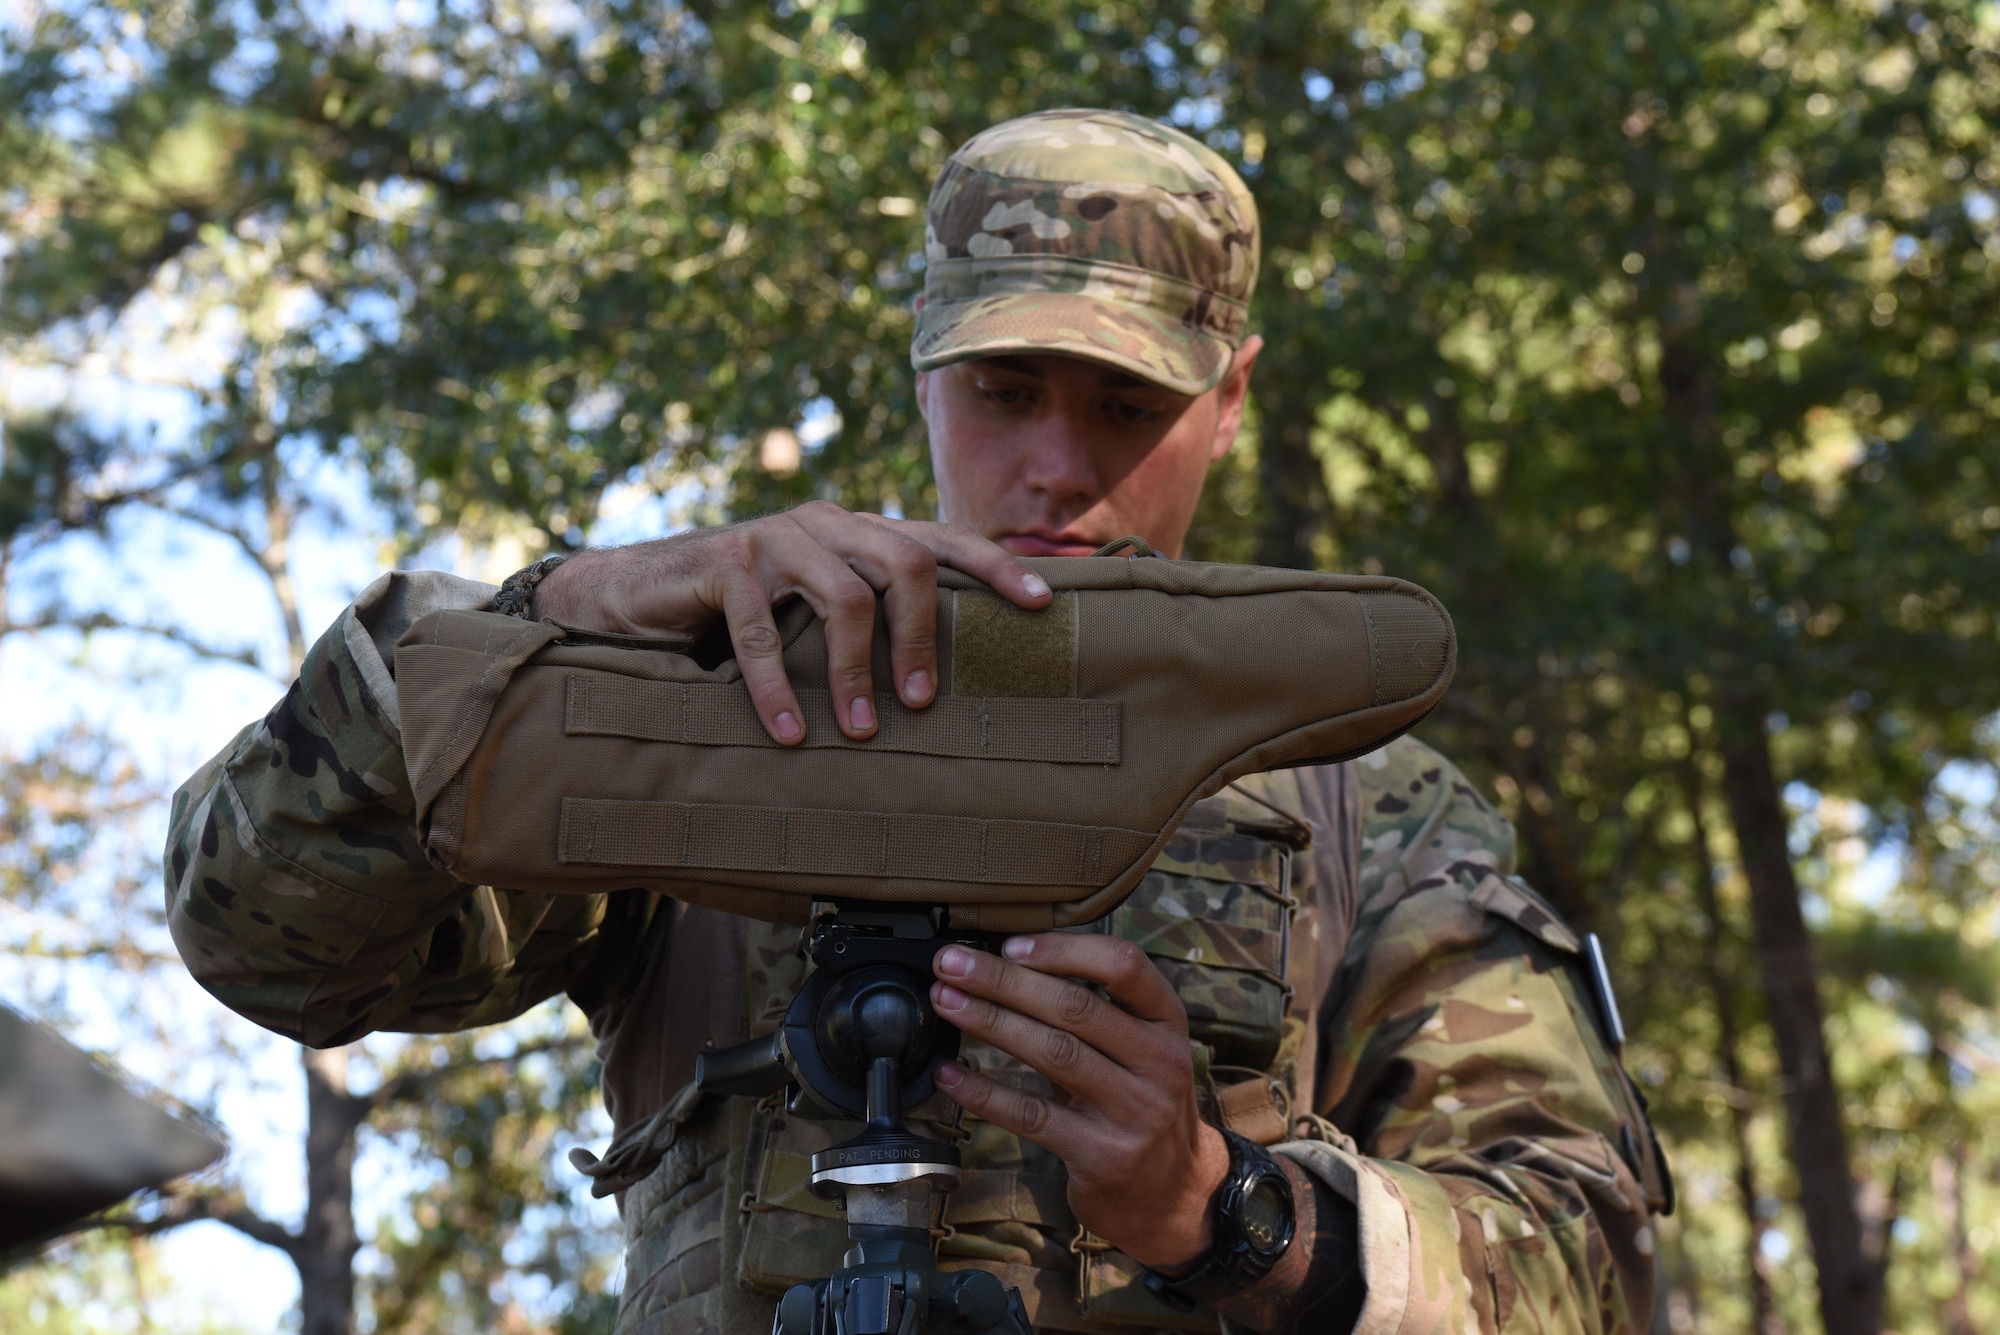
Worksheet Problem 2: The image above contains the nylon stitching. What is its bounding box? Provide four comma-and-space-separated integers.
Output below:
417, 621, 547, 797
1360, 596, 1384, 707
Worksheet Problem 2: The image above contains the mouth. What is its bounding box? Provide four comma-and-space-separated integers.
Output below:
998, 532, 1104, 558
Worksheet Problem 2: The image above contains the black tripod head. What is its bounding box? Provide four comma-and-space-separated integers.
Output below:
695, 906, 964, 1118
695, 905, 1031, 1335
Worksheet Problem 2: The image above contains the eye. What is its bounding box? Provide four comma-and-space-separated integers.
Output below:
1106, 398, 1161, 425
977, 383, 1033, 409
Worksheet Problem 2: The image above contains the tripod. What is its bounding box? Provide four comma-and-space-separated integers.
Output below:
697, 907, 1033, 1335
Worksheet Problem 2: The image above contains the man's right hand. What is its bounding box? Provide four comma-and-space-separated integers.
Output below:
528, 502, 1052, 745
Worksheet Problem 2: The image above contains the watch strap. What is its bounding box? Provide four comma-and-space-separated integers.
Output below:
1141, 1129, 1296, 1312
492, 553, 569, 619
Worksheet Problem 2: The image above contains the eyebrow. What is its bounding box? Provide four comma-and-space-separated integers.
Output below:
976, 356, 1160, 391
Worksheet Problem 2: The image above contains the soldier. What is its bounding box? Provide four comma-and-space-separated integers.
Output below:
165, 110, 1669, 1333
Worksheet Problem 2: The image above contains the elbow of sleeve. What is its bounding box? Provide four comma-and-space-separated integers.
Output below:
170, 931, 299, 1041
165, 873, 324, 1047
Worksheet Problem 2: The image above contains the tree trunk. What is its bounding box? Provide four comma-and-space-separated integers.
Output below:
299, 1045, 363, 1335
260, 457, 306, 670
269, 459, 363, 1335
1680, 745, 1783, 1335
1712, 702, 1882, 1335
1931, 1145, 1979, 1335
1660, 296, 1877, 1335
1496, 730, 1594, 927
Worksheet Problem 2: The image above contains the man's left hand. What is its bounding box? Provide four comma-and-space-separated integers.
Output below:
930, 934, 1230, 1270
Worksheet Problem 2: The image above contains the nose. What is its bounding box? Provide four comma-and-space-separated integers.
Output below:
1020, 410, 1099, 504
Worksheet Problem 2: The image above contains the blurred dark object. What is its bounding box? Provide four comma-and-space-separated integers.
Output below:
0, 1005, 225, 1254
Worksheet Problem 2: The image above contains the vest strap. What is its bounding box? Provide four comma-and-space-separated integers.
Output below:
1213, 1074, 1292, 1147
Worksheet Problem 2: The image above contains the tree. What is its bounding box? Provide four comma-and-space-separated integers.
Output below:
7, 1, 2000, 1330
0, 420, 618, 1332
2, 22, 618, 1326
1210, 7, 2000, 1331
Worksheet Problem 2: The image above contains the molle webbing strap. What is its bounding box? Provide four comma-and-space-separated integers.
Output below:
564, 674, 1120, 765
558, 798, 1154, 886
940, 1169, 1073, 1230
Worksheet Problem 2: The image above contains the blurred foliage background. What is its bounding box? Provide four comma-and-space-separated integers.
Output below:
3, 0, 1999, 1332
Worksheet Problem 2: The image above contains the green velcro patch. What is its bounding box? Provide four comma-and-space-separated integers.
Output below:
952, 589, 1077, 698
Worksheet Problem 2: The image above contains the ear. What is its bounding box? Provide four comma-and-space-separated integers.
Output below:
1207, 334, 1263, 463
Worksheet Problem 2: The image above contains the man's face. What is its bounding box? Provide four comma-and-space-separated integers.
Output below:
915, 337, 1261, 560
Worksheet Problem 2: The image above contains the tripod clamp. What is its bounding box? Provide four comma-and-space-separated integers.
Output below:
696, 906, 1032, 1335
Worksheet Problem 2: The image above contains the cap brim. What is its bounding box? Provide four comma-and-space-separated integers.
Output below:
911, 292, 1233, 396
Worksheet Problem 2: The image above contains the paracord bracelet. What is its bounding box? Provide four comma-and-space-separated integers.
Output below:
492, 553, 569, 619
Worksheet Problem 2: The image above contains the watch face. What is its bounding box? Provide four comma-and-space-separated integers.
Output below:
1239, 1175, 1292, 1255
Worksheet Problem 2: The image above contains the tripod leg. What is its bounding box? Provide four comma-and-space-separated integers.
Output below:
775, 1278, 830, 1335
933, 1268, 1035, 1334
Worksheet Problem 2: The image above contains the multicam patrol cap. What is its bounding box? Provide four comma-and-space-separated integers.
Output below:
910, 108, 1260, 396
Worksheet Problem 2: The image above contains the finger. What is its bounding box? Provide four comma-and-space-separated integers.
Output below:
790, 505, 939, 708
995, 934, 1188, 1032
714, 570, 806, 746
932, 1060, 1089, 1159
866, 516, 1052, 609
763, 522, 886, 740
930, 975, 1140, 1108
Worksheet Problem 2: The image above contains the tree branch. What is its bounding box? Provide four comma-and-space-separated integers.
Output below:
3, 456, 220, 542
77, 1189, 302, 1261
0, 613, 264, 669
365, 1037, 578, 1111
156, 503, 264, 570
1, 942, 181, 968
211, 1203, 305, 1259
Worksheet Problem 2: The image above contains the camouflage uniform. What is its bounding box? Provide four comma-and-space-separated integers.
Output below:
164, 111, 1670, 1333
165, 572, 1668, 1334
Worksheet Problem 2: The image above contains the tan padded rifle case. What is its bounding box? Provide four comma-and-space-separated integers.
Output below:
395, 554, 1454, 931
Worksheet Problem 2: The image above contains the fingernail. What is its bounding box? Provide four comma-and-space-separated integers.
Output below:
935, 983, 968, 1012
850, 696, 876, 731
1022, 573, 1050, 599
774, 711, 802, 741
935, 1061, 964, 1088
1003, 936, 1034, 961
938, 946, 974, 977
903, 670, 933, 705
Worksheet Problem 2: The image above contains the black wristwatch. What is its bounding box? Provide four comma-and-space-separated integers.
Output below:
1141, 1129, 1297, 1312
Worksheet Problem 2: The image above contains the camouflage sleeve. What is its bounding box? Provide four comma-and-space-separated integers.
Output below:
1277, 737, 1667, 1334
164, 571, 649, 1048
